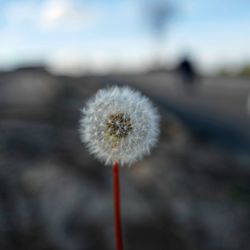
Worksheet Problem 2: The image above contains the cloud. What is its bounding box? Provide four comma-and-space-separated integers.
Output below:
3, 0, 102, 32
40, 0, 102, 31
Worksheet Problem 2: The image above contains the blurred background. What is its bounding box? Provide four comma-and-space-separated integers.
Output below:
0, 0, 250, 250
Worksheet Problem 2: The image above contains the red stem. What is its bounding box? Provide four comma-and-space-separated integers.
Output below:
112, 161, 123, 250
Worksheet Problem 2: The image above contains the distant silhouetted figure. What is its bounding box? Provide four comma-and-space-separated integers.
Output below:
177, 56, 198, 92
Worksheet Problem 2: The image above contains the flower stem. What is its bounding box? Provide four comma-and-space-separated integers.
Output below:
112, 161, 123, 250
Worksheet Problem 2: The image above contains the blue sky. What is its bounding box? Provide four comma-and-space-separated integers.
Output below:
0, 0, 249, 74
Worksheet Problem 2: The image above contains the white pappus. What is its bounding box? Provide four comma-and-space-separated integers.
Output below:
79, 86, 160, 166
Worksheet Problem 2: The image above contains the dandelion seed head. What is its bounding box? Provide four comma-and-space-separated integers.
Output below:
79, 86, 160, 166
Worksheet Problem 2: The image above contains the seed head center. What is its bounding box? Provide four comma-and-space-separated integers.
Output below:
106, 113, 133, 138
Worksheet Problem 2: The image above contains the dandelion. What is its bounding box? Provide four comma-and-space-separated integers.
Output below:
79, 86, 160, 166
79, 86, 160, 250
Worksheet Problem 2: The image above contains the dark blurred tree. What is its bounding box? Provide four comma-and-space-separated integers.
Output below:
142, 0, 176, 67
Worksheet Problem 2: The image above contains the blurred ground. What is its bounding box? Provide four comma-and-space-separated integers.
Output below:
0, 67, 250, 250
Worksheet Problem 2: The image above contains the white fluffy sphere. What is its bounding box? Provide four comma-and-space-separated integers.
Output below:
79, 86, 160, 166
